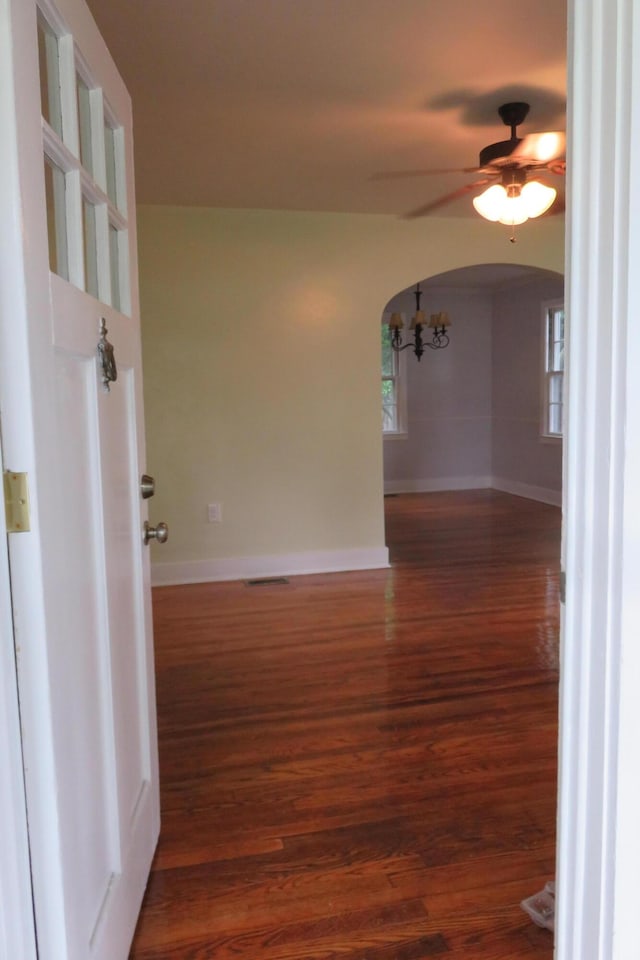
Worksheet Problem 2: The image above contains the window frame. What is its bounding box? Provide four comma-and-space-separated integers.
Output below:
381, 314, 408, 439
37, 2, 130, 312
540, 298, 565, 441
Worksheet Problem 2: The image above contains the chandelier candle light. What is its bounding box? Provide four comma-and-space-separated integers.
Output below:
388, 283, 450, 360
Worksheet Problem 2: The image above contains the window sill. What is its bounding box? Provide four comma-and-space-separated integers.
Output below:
539, 434, 563, 445
383, 431, 408, 441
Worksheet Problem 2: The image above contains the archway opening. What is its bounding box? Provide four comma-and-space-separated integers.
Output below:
380, 263, 564, 517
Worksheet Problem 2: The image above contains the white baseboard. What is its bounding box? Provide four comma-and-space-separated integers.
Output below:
153, 480, 559, 586
384, 475, 492, 495
490, 476, 562, 507
151, 546, 390, 587
384, 474, 561, 507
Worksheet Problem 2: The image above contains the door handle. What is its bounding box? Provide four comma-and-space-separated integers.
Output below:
143, 521, 168, 545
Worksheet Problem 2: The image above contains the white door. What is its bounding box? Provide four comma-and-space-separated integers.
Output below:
0, 0, 161, 958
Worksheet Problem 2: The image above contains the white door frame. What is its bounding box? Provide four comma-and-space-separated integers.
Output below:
556, 1, 640, 956
2, 0, 640, 957
0, 464, 37, 960
0, 2, 48, 957
1, 0, 158, 957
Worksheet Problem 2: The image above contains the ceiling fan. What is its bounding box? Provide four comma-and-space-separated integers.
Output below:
377, 102, 566, 229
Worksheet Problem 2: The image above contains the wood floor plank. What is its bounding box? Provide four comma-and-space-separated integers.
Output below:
130, 490, 559, 959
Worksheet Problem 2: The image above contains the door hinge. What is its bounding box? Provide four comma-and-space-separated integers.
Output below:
3, 471, 30, 533
559, 569, 566, 605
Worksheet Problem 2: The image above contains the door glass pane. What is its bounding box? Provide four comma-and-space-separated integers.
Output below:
82, 199, 98, 298
77, 74, 93, 175
37, 14, 62, 135
44, 157, 68, 279
109, 225, 121, 311
105, 124, 118, 206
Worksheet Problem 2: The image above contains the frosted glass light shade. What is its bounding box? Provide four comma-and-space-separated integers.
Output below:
472, 184, 507, 221
473, 179, 556, 224
520, 180, 557, 218
498, 195, 529, 226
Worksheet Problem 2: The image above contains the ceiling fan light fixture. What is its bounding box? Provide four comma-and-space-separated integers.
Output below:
393, 103, 565, 232
520, 180, 557, 218
498, 195, 529, 226
472, 183, 508, 221
474, 178, 556, 225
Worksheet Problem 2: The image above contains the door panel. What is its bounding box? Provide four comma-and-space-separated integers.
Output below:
0, 0, 160, 957
50, 349, 118, 944
100, 367, 151, 829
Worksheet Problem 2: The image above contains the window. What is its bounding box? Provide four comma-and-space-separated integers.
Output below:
542, 300, 564, 438
381, 318, 407, 436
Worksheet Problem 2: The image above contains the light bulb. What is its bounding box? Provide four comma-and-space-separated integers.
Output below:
521, 180, 557, 218
498, 195, 529, 226
473, 184, 507, 221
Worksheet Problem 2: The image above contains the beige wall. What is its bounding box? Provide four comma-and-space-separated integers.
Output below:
137, 206, 564, 579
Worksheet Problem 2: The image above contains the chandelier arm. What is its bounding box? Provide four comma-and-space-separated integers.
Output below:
416, 325, 450, 349
390, 322, 449, 358
429, 331, 450, 348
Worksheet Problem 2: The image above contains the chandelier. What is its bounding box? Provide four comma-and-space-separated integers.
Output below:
388, 283, 450, 361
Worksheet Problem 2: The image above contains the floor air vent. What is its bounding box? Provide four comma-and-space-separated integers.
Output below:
245, 577, 290, 586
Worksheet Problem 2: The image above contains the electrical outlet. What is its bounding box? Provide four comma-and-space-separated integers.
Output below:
207, 502, 222, 523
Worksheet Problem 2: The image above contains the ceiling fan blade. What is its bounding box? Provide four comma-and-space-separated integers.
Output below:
403, 179, 494, 219
547, 159, 567, 176
511, 131, 566, 164
371, 166, 480, 181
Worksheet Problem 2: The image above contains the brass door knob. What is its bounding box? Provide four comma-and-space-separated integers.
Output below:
143, 521, 168, 545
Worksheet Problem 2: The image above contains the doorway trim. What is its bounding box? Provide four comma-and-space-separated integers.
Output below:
2, 0, 640, 957
556, 0, 640, 956
0, 2, 40, 957
0, 453, 38, 960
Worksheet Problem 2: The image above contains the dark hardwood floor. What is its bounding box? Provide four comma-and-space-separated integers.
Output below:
130, 490, 560, 959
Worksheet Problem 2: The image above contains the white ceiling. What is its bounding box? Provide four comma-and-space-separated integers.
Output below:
85, 0, 567, 217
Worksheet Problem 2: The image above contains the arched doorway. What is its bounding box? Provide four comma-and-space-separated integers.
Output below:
380, 263, 564, 511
